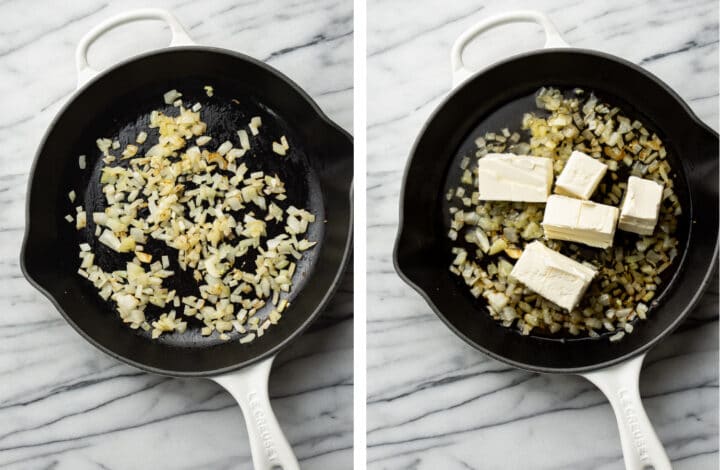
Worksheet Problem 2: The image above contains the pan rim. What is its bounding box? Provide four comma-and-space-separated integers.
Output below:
20, 45, 354, 378
393, 47, 719, 374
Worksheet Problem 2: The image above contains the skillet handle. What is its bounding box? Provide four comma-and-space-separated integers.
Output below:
582, 353, 672, 470
212, 355, 300, 470
75, 8, 195, 87
450, 10, 569, 87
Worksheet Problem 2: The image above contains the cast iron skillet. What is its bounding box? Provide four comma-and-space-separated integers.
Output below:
394, 11, 717, 470
20, 10, 352, 470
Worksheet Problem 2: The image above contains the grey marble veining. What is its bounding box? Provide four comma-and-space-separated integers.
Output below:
367, 0, 718, 469
0, 0, 352, 469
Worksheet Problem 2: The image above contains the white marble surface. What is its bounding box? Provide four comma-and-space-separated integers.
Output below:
367, 0, 718, 469
0, 0, 352, 469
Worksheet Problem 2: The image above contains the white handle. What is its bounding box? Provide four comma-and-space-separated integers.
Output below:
450, 10, 569, 87
212, 356, 300, 470
75, 8, 195, 87
582, 353, 672, 470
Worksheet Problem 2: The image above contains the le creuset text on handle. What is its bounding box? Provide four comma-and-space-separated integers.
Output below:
583, 354, 672, 470
213, 356, 300, 470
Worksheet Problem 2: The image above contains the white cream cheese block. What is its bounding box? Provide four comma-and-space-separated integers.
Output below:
618, 176, 664, 235
477, 153, 554, 202
542, 195, 619, 249
555, 150, 607, 200
510, 241, 597, 311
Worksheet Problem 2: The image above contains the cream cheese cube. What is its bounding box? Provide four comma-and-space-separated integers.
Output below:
510, 241, 596, 311
477, 153, 554, 202
542, 195, 619, 249
555, 151, 607, 200
618, 176, 664, 235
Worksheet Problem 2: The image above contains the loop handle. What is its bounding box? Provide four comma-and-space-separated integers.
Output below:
75, 8, 194, 87
450, 10, 568, 87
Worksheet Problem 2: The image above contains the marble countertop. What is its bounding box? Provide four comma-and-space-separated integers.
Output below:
0, 0, 352, 469
367, 0, 718, 469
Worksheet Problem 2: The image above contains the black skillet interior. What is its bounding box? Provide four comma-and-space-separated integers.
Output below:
21, 48, 353, 376
394, 49, 719, 374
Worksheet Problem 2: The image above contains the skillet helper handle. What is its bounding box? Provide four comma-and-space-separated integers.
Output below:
450, 10, 569, 87
75, 8, 195, 87
212, 356, 300, 470
582, 354, 672, 470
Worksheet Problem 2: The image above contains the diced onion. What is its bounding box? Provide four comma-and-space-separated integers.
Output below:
163, 89, 182, 104
71, 87, 317, 342
237, 130, 250, 150
249, 116, 262, 136
216, 141, 232, 156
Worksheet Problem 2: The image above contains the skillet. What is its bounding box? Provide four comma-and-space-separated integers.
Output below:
20, 9, 353, 470
394, 11, 718, 470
